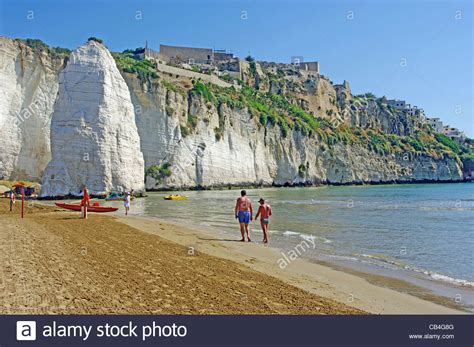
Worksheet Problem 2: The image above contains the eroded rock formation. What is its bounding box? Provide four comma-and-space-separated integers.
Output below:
39, 40, 145, 197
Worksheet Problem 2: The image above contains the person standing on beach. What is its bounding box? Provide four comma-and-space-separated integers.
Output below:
235, 190, 253, 242
81, 186, 90, 207
255, 198, 272, 244
124, 192, 131, 216
9, 188, 15, 212
81, 186, 91, 219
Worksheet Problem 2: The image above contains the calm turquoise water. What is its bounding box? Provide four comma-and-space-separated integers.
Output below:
111, 183, 474, 308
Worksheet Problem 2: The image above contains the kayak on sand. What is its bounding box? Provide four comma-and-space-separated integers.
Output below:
55, 202, 118, 213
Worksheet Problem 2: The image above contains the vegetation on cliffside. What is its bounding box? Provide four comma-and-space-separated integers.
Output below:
145, 163, 172, 182
185, 80, 471, 162
112, 51, 159, 79
16, 38, 70, 59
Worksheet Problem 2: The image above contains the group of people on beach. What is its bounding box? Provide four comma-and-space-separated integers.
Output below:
82, 186, 133, 215
235, 190, 272, 243
82, 186, 272, 243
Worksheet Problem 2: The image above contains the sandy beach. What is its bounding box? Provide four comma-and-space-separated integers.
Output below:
0, 199, 362, 314
0, 199, 463, 314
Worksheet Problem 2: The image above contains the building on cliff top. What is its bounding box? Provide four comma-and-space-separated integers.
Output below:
298, 61, 320, 74
158, 44, 235, 64
443, 126, 465, 141
387, 99, 426, 121
290, 57, 320, 74
428, 117, 444, 133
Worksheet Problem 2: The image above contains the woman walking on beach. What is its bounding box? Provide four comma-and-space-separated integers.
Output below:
255, 198, 272, 244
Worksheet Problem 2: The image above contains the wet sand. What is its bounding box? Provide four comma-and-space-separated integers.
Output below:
0, 199, 362, 314
118, 215, 464, 314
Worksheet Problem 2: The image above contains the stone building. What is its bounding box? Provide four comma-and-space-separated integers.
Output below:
387, 99, 407, 109
298, 61, 320, 74
387, 99, 426, 121
443, 126, 465, 140
160, 44, 213, 64
428, 118, 444, 133
142, 47, 161, 60
213, 49, 234, 61
158, 44, 235, 64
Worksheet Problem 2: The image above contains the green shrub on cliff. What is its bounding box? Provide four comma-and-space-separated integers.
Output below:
249, 61, 257, 77
145, 163, 172, 182
434, 133, 460, 153
406, 136, 424, 152
190, 81, 215, 104
88, 37, 103, 44
460, 152, 474, 161
112, 52, 158, 79
179, 114, 198, 137
298, 164, 307, 178
214, 127, 224, 140
187, 114, 198, 129
17, 38, 71, 59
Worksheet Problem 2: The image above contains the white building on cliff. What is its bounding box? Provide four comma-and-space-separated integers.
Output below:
387, 99, 426, 121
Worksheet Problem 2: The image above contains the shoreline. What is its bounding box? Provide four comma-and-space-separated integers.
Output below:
117, 214, 467, 314
32, 180, 473, 199
314, 260, 470, 313
145, 177, 471, 191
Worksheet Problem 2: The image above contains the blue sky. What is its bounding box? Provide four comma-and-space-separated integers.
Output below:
1, 0, 472, 136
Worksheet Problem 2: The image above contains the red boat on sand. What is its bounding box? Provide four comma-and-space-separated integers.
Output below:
55, 202, 118, 213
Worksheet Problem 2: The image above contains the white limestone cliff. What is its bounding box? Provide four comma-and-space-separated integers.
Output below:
0, 37, 61, 180
39, 40, 145, 197
123, 76, 462, 190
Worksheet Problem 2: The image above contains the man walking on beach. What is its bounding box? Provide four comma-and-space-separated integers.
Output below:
255, 198, 272, 244
235, 190, 253, 242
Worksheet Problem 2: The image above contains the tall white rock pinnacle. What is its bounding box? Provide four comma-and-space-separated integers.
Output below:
40, 40, 145, 197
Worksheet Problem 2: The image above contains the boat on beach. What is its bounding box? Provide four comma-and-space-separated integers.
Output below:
163, 194, 188, 201
55, 202, 118, 213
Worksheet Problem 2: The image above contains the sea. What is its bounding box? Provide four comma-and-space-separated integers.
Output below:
110, 183, 474, 311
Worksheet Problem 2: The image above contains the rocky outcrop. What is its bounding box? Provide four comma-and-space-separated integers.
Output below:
0, 38, 63, 180
39, 41, 144, 197
461, 158, 474, 180
257, 62, 421, 137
